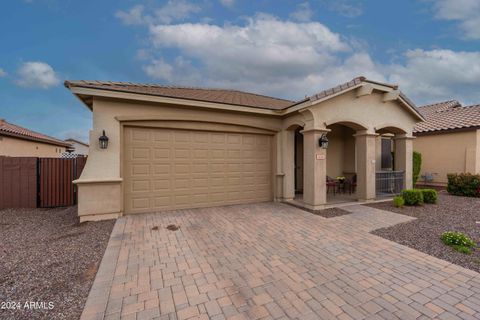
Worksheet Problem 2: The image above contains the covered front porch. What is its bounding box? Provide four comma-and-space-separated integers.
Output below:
275, 78, 422, 211
281, 122, 413, 211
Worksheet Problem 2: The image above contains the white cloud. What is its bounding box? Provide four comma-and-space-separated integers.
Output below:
155, 0, 200, 24
149, 14, 349, 75
388, 49, 480, 104
15, 61, 60, 89
0, 68, 6, 77
142, 15, 392, 98
290, 2, 314, 22
327, 0, 363, 18
219, 0, 235, 8
115, 5, 145, 26
126, 13, 479, 105
432, 0, 480, 39
143, 59, 174, 81
116, 0, 200, 26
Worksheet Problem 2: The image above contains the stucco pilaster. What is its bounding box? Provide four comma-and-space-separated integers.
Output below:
279, 129, 295, 201
395, 134, 414, 189
355, 131, 378, 200
302, 128, 329, 210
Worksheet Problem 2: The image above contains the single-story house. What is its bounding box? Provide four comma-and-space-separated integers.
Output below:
414, 100, 480, 186
0, 118, 70, 157
65, 77, 424, 222
65, 138, 89, 156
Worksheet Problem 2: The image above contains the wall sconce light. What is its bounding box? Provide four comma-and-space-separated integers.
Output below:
318, 134, 329, 149
99, 130, 109, 149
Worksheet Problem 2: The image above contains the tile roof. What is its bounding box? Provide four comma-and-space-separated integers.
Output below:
65, 77, 422, 119
0, 119, 70, 147
64, 80, 294, 110
414, 101, 480, 134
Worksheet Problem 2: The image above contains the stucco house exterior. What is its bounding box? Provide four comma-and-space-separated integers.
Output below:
414, 101, 480, 186
0, 118, 70, 157
65, 138, 89, 156
65, 77, 424, 222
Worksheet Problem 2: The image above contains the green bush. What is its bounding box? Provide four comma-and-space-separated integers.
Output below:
441, 231, 476, 254
447, 173, 480, 197
401, 189, 424, 206
393, 196, 404, 208
413, 151, 422, 186
421, 189, 438, 204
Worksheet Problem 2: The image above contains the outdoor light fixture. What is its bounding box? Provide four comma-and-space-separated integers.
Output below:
99, 130, 109, 149
319, 134, 329, 149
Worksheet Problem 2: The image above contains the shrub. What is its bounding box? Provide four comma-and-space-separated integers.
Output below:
421, 189, 438, 204
441, 231, 476, 254
447, 173, 480, 197
413, 151, 422, 186
393, 196, 404, 208
401, 189, 424, 206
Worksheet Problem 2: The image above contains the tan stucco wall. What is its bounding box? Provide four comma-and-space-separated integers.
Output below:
0, 135, 65, 157
413, 130, 479, 184
325, 124, 356, 178
306, 90, 416, 136
77, 86, 420, 220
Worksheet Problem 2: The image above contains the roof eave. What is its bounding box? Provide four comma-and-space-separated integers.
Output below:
414, 126, 480, 136
66, 86, 281, 115
0, 131, 71, 147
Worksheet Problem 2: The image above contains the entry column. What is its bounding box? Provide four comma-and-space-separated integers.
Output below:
302, 128, 329, 210
355, 130, 377, 201
394, 134, 414, 190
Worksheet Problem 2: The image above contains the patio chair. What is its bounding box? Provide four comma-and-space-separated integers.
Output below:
326, 176, 337, 196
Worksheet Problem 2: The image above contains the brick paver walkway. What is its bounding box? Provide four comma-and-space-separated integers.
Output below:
81, 203, 480, 320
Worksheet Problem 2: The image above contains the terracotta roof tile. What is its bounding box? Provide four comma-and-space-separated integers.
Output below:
0, 119, 70, 147
414, 101, 480, 134
65, 77, 421, 118
64, 80, 294, 110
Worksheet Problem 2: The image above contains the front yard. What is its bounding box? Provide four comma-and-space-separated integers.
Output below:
0, 206, 114, 320
368, 193, 480, 273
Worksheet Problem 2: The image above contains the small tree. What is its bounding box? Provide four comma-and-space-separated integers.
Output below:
413, 151, 422, 186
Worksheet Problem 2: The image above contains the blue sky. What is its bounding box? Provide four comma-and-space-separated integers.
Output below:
1, 0, 479, 142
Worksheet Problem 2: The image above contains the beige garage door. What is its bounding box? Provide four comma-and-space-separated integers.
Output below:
123, 126, 273, 214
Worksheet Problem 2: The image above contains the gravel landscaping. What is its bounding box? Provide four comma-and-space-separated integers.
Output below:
368, 193, 480, 273
0, 206, 114, 320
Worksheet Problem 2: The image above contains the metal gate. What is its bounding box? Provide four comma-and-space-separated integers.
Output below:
376, 171, 405, 196
38, 157, 87, 208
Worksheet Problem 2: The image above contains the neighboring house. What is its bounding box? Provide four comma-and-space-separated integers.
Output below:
414, 101, 480, 186
65, 138, 89, 155
0, 119, 70, 157
65, 77, 424, 222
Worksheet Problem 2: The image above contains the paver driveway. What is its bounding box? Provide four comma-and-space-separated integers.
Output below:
81, 203, 480, 320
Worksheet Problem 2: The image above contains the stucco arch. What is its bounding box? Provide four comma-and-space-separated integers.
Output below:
375, 124, 408, 134
283, 113, 306, 131
325, 119, 369, 131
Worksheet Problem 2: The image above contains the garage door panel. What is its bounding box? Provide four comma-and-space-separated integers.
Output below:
130, 197, 150, 210
153, 196, 172, 208
152, 179, 170, 190
130, 164, 150, 175
131, 180, 150, 192
153, 148, 170, 159
124, 127, 272, 214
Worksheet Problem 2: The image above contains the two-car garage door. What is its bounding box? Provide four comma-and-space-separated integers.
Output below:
123, 126, 273, 214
